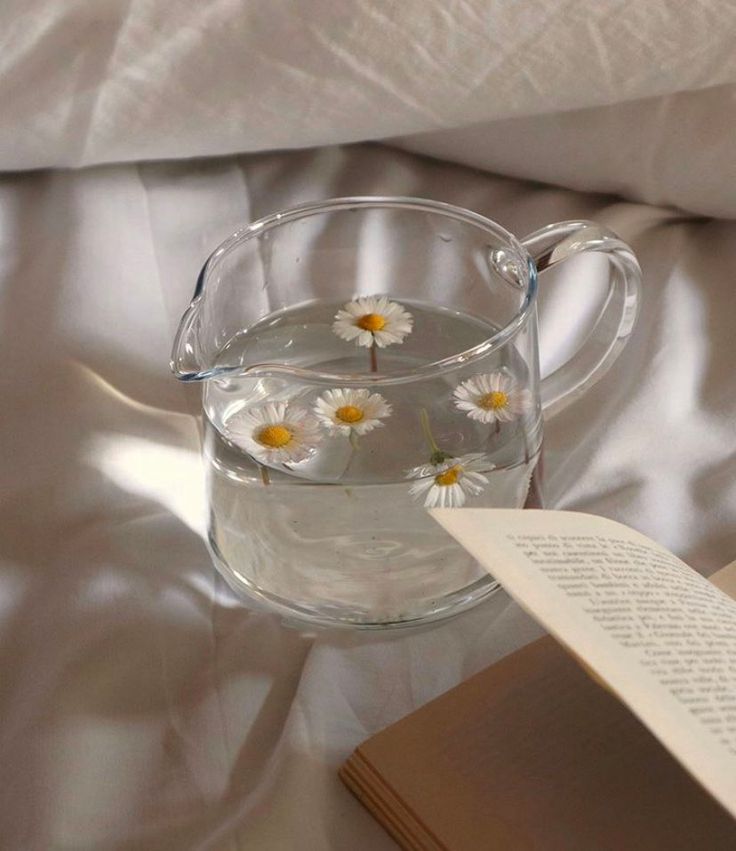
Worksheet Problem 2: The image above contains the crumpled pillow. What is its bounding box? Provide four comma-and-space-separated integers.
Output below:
2, 0, 735, 216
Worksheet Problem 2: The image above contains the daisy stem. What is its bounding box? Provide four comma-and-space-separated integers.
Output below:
419, 407, 440, 454
259, 464, 271, 486
369, 344, 378, 373
495, 420, 501, 436
343, 431, 360, 478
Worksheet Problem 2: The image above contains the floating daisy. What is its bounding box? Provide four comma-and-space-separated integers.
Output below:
314, 388, 392, 436
407, 453, 490, 509
225, 402, 322, 465
332, 296, 413, 349
453, 372, 532, 424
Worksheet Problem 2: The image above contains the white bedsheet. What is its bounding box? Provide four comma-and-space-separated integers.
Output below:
2, 1, 736, 216
1, 144, 735, 849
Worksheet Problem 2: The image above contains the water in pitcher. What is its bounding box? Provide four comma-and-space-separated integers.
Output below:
203, 298, 543, 626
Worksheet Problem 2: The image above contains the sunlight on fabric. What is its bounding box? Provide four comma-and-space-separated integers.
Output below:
87, 434, 206, 538
78, 570, 133, 608
73, 359, 196, 423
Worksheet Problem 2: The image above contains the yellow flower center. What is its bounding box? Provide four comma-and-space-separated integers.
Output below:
335, 405, 364, 423
435, 465, 462, 487
356, 313, 386, 332
256, 424, 293, 448
478, 390, 508, 411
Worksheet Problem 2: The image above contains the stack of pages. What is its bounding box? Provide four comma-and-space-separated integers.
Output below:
342, 510, 736, 850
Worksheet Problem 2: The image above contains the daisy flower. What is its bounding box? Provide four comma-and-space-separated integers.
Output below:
313, 388, 392, 436
225, 402, 322, 465
407, 453, 490, 509
332, 296, 413, 349
453, 371, 532, 424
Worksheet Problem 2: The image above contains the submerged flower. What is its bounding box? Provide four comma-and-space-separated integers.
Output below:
332, 296, 413, 349
225, 402, 322, 465
407, 453, 490, 509
313, 388, 392, 436
453, 372, 532, 424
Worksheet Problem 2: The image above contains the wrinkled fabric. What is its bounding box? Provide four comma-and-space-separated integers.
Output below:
1, 1, 736, 215
395, 83, 736, 219
1, 144, 734, 849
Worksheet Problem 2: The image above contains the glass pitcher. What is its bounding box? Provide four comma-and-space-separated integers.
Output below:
171, 197, 640, 628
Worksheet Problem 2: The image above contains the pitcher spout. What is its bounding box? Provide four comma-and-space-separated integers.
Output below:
170, 297, 206, 381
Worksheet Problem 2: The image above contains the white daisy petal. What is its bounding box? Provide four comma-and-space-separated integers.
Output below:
406, 453, 492, 509
352, 299, 366, 315
474, 374, 490, 395
449, 484, 466, 508
332, 296, 414, 349
340, 325, 363, 341
420, 488, 436, 508
452, 371, 532, 425
409, 477, 435, 498
313, 387, 392, 436
466, 407, 493, 423
496, 406, 515, 423
426, 487, 441, 509
225, 402, 322, 465
435, 486, 448, 509
488, 373, 504, 392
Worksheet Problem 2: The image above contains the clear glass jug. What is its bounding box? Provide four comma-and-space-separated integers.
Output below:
172, 197, 640, 628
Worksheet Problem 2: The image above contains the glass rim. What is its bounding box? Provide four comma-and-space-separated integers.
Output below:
184, 196, 539, 385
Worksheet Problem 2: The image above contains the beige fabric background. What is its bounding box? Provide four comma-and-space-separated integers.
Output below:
1, 144, 734, 848
1, 2, 735, 847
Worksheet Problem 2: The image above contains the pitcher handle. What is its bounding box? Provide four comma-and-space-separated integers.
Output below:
519, 220, 641, 418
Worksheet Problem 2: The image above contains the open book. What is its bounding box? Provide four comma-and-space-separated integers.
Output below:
341, 510, 736, 849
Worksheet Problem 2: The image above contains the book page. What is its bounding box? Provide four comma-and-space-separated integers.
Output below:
344, 637, 736, 850
431, 508, 736, 819
711, 560, 736, 599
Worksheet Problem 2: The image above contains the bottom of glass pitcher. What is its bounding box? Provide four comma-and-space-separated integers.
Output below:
207, 535, 501, 630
